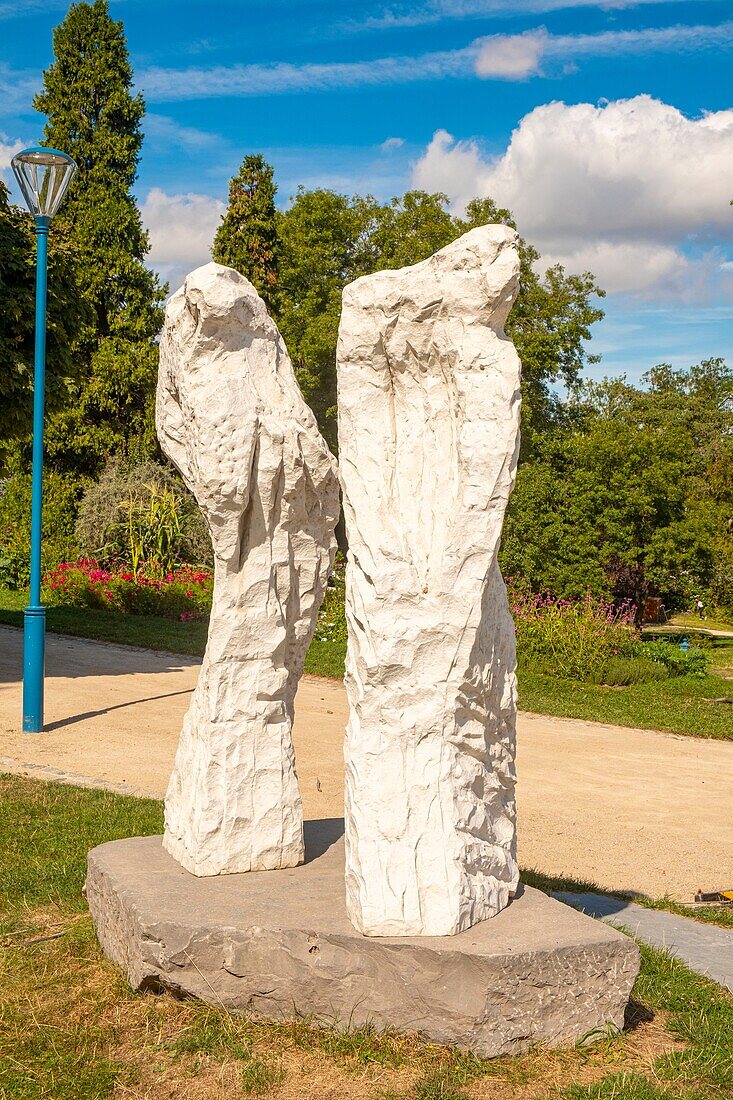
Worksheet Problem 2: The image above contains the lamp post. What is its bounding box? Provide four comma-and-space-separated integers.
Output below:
11, 147, 77, 733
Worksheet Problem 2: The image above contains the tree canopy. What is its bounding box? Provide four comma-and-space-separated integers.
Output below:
33, 0, 164, 475
501, 359, 733, 613
275, 186, 604, 453
213, 154, 279, 313
0, 181, 90, 454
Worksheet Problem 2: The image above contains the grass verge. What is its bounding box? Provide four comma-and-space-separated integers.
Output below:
1, 774, 732, 1100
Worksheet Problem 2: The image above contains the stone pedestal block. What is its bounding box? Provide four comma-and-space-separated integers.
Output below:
86, 827, 640, 1058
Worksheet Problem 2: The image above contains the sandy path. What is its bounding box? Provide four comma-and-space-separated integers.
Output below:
0, 626, 730, 900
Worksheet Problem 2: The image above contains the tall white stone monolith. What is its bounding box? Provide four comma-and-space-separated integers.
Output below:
158, 263, 339, 877
337, 225, 522, 936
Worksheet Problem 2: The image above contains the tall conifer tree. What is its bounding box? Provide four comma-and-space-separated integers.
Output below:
34, 0, 165, 474
213, 155, 279, 313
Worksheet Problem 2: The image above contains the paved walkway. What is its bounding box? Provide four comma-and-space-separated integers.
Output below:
1, 626, 732, 900
556, 891, 733, 993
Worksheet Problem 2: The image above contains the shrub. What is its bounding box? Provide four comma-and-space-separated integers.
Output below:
43, 559, 213, 620
510, 581, 639, 682
588, 656, 670, 687
0, 471, 83, 589
642, 639, 709, 677
75, 458, 212, 570
314, 552, 346, 644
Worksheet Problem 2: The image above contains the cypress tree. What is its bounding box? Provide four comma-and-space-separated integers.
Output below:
34, 0, 165, 475
213, 154, 280, 313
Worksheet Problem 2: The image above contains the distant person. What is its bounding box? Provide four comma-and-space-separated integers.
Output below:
696, 597, 706, 621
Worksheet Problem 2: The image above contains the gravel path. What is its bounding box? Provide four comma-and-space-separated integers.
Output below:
1, 626, 731, 900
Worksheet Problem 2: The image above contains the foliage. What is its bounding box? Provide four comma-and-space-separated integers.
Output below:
502, 359, 733, 614
43, 559, 212, 619
0, 181, 91, 454
212, 154, 280, 312
75, 457, 212, 569
276, 187, 603, 452
34, 0, 165, 476
641, 639, 709, 677
510, 583, 639, 682
0, 469, 82, 588
313, 551, 346, 644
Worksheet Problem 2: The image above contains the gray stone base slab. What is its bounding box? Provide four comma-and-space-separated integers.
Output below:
85, 822, 640, 1058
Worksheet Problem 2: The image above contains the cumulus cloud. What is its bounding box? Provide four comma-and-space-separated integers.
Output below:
0, 134, 26, 174
411, 96, 733, 298
140, 187, 226, 291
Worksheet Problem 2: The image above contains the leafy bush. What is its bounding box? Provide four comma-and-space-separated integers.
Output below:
314, 552, 346, 644
642, 639, 709, 677
0, 471, 83, 589
75, 458, 212, 570
510, 582, 639, 682
43, 559, 212, 620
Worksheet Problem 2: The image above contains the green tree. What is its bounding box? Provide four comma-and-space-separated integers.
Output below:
0, 181, 90, 459
276, 187, 604, 454
34, 0, 165, 475
501, 360, 733, 615
213, 154, 280, 312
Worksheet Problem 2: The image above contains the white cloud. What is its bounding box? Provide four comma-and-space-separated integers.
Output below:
144, 114, 222, 150
380, 136, 406, 152
0, 134, 26, 174
139, 21, 733, 100
411, 96, 733, 299
475, 21, 733, 80
475, 29, 548, 79
140, 187, 226, 291
139, 47, 473, 101
345, 0, 715, 32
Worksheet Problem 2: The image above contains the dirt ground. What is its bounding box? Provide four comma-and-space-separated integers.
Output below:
0, 626, 730, 900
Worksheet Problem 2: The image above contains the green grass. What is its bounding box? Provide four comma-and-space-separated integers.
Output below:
1, 588, 731, 737
518, 666, 733, 741
669, 612, 733, 635
1, 775, 731, 1100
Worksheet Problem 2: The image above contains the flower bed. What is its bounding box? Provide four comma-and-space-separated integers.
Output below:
43, 559, 212, 621
509, 581, 708, 683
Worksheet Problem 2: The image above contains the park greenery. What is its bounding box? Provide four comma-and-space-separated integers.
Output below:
0, 0, 732, 735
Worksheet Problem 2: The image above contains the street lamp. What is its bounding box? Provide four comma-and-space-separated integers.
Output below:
11, 147, 77, 732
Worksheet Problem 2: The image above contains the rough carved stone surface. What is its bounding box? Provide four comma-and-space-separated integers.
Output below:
157, 263, 339, 876
337, 225, 522, 936
86, 831, 640, 1058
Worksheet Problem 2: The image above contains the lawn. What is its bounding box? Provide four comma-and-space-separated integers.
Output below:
1, 589, 731, 740
1, 774, 732, 1100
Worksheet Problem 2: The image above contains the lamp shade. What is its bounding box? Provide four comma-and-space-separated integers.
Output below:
11, 147, 77, 219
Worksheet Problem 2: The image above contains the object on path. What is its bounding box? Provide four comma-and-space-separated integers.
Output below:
86, 830, 640, 1057
337, 225, 522, 936
157, 263, 339, 876
695, 888, 733, 905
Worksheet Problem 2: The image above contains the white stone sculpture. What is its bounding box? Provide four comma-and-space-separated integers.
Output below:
337, 225, 522, 936
157, 263, 339, 877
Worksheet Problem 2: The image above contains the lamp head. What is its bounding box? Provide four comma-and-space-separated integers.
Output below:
11, 147, 77, 219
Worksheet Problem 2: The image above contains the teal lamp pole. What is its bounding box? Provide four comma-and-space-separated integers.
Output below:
11, 147, 77, 733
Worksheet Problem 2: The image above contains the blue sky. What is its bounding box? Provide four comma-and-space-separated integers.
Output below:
1, 0, 732, 383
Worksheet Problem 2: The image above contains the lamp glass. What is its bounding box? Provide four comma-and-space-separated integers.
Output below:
11, 148, 77, 219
